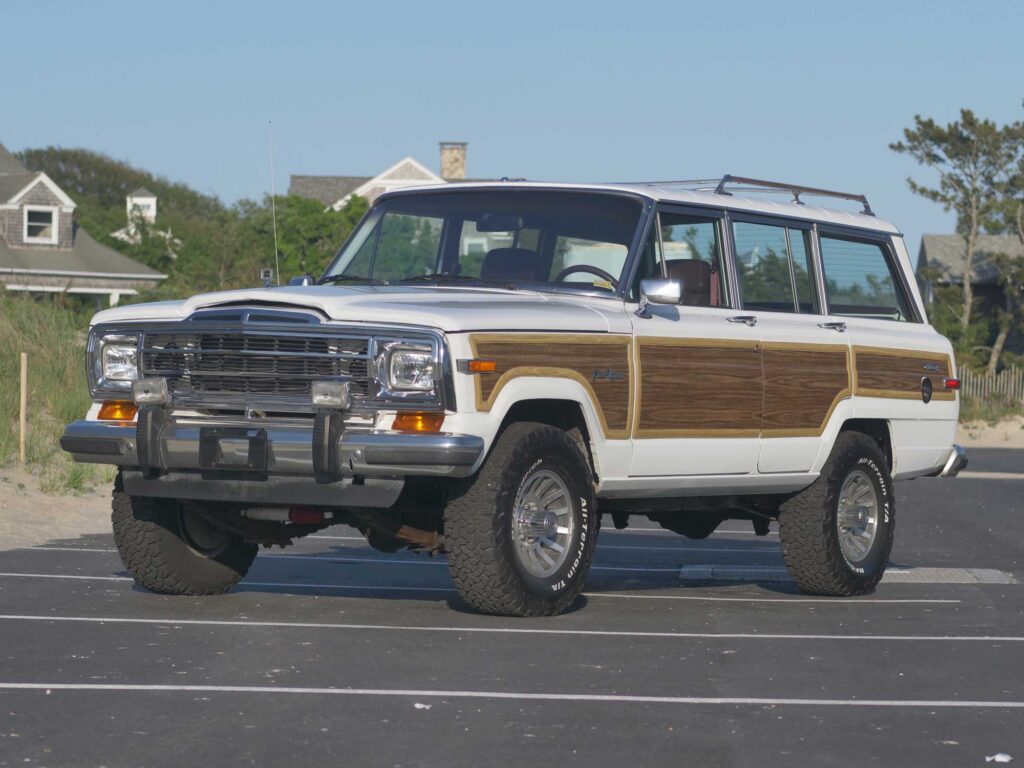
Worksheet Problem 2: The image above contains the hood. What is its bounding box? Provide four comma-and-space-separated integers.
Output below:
90, 284, 630, 333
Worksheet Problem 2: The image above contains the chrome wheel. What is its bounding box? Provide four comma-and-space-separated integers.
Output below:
512, 469, 574, 578
836, 469, 879, 564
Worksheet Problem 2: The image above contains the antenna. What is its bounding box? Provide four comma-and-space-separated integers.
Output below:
268, 121, 281, 285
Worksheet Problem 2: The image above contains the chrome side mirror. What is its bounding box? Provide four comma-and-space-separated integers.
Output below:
636, 278, 682, 318
288, 275, 315, 286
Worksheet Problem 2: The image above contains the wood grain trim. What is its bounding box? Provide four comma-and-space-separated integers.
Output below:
761, 342, 852, 438
852, 345, 956, 402
468, 333, 634, 439
634, 337, 763, 439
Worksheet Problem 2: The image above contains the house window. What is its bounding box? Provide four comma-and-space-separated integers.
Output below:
23, 206, 58, 245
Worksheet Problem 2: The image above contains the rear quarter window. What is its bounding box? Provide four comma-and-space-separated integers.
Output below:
819, 235, 914, 322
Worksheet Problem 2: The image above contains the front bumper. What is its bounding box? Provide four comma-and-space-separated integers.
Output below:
61, 415, 485, 504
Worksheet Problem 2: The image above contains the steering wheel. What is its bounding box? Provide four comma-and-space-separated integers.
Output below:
553, 264, 619, 289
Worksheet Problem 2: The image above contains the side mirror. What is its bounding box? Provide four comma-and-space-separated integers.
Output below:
636, 278, 681, 318
288, 275, 315, 286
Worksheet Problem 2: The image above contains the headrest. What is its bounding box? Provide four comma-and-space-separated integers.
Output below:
480, 248, 546, 282
666, 259, 712, 306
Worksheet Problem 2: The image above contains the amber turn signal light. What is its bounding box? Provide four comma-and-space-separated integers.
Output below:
98, 401, 138, 421
392, 411, 445, 433
458, 359, 497, 374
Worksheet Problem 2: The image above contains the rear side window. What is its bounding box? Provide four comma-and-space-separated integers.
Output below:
733, 221, 818, 313
819, 235, 913, 321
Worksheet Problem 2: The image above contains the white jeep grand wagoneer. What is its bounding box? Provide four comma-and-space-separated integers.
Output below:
62, 176, 966, 616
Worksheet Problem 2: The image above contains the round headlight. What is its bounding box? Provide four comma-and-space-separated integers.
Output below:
388, 347, 436, 392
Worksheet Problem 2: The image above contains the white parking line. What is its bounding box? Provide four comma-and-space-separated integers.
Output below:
1, 682, 1022, 709
0, 572, 960, 603
310, 539, 783, 555
0, 613, 1010, 641
23, 543, 784, 556
13, 548, 689, 575
958, 471, 1024, 481
14, 549, 1011, 583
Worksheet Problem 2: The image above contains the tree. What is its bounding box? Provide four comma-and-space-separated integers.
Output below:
890, 111, 1019, 337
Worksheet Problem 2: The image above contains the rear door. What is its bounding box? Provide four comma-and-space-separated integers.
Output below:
729, 215, 852, 473
816, 229, 958, 474
628, 206, 763, 476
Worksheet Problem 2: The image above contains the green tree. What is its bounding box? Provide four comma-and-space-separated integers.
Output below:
890, 110, 1020, 343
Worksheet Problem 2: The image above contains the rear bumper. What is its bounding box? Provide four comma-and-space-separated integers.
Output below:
60, 417, 485, 481
930, 444, 968, 478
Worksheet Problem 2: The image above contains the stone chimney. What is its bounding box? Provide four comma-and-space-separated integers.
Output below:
439, 141, 467, 181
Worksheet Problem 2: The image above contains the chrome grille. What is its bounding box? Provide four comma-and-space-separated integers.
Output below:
140, 330, 371, 402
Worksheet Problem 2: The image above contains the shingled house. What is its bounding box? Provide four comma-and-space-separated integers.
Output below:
290, 141, 479, 209
918, 233, 1024, 352
916, 234, 1023, 308
0, 143, 164, 306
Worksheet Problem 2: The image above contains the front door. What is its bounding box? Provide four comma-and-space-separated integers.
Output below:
629, 207, 762, 476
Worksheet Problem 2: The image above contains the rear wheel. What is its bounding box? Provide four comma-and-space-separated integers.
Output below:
779, 432, 895, 596
111, 475, 257, 595
444, 422, 599, 617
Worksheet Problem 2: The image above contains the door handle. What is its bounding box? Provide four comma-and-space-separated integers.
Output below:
727, 315, 757, 327
817, 321, 847, 333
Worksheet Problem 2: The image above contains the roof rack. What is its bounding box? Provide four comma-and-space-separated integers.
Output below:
629, 175, 874, 216
714, 175, 873, 216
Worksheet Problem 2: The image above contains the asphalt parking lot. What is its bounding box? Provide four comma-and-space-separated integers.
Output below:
1, 448, 1022, 767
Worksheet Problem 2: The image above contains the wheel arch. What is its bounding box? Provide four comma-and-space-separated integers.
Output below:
837, 418, 893, 470
494, 398, 598, 479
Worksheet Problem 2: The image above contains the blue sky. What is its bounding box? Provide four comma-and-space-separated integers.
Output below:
3, 0, 1021, 251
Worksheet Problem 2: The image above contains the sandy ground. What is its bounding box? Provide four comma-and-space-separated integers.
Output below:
958, 415, 1024, 448
0, 468, 110, 551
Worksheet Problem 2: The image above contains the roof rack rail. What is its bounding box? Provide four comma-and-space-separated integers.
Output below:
713, 175, 874, 216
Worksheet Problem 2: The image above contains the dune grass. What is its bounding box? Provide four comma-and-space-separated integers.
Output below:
0, 293, 113, 494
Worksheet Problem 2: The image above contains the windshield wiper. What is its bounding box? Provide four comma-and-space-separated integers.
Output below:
319, 274, 387, 286
399, 273, 518, 290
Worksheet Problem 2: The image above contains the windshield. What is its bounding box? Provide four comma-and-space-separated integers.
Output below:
321, 190, 644, 295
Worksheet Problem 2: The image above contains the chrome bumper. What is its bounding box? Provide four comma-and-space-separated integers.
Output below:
935, 444, 968, 478
60, 417, 485, 481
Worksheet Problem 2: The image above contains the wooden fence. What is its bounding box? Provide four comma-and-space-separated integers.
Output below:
961, 365, 1024, 403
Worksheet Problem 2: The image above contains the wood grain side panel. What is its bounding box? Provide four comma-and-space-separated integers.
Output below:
636, 338, 762, 437
853, 346, 955, 401
762, 344, 851, 437
469, 334, 633, 438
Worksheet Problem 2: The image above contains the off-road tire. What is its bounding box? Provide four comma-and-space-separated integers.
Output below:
111, 474, 257, 595
779, 431, 895, 596
444, 422, 599, 617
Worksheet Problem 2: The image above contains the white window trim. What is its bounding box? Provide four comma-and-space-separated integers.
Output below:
23, 205, 59, 245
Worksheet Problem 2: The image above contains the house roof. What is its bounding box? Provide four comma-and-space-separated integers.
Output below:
0, 225, 164, 280
0, 143, 27, 175
918, 234, 1023, 286
288, 175, 371, 206
129, 186, 156, 197
0, 172, 40, 203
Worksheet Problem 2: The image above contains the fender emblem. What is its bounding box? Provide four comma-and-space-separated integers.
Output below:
922, 362, 941, 373
592, 369, 626, 382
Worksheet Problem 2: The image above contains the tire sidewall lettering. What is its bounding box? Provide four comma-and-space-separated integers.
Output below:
506, 446, 595, 596
839, 454, 893, 574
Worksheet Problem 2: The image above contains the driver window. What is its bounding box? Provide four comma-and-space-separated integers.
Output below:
658, 213, 730, 308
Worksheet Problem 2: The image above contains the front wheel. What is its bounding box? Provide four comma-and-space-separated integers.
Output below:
444, 422, 599, 617
111, 475, 257, 595
779, 432, 895, 596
